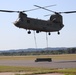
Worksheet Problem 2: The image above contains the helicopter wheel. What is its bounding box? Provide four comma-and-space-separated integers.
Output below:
48, 32, 51, 35
28, 30, 31, 34
36, 30, 39, 33
58, 31, 60, 35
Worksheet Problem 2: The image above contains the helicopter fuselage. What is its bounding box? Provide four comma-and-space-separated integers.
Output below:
14, 12, 64, 34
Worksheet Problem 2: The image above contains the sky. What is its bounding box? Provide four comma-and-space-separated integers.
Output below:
0, 0, 76, 50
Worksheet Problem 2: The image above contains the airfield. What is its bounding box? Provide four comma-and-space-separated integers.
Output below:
0, 54, 76, 68
0, 60, 76, 69
0, 54, 76, 75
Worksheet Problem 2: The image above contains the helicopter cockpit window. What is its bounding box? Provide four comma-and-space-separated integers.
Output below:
16, 18, 20, 22
27, 20, 30, 23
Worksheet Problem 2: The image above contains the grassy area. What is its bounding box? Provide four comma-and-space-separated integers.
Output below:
0, 66, 54, 72
0, 56, 35, 60
0, 54, 76, 75
0, 54, 76, 60
0, 66, 76, 75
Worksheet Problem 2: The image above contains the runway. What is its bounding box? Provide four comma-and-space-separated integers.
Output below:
0, 60, 76, 68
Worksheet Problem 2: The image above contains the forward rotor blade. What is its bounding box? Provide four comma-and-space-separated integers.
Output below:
0, 10, 28, 13
0, 10, 20, 13
0, 4, 56, 13
34, 5, 56, 13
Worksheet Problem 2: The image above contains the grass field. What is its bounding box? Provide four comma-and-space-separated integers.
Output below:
0, 66, 76, 75
0, 54, 76, 75
0, 54, 76, 60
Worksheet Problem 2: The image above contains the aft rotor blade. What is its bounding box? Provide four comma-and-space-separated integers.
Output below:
59, 11, 76, 14
24, 4, 56, 12
34, 5, 56, 13
44, 14, 51, 16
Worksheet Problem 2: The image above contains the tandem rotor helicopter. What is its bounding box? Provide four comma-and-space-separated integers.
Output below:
0, 5, 76, 35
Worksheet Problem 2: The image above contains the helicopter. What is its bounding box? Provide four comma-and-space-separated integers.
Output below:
0, 5, 76, 35
14, 5, 64, 35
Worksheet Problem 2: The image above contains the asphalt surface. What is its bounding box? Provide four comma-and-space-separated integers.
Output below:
0, 60, 76, 68
0, 72, 64, 75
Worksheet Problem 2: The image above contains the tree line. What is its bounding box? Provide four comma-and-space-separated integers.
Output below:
0, 48, 76, 56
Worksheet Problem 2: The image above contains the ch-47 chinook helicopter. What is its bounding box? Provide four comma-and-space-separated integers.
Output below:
0, 5, 76, 35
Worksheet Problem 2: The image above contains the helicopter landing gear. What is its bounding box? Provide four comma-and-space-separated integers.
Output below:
36, 30, 39, 33
58, 31, 60, 35
28, 30, 31, 34
48, 32, 51, 35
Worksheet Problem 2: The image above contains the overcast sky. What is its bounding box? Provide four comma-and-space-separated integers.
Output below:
0, 0, 76, 50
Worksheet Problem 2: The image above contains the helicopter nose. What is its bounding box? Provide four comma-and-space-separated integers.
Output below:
62, 24, 64, 28
60, 24, 64, 30
13, 21, 20, 27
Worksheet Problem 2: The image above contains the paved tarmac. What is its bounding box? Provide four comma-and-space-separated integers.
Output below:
0, 60, 76, 68
0, 72, 64, 75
